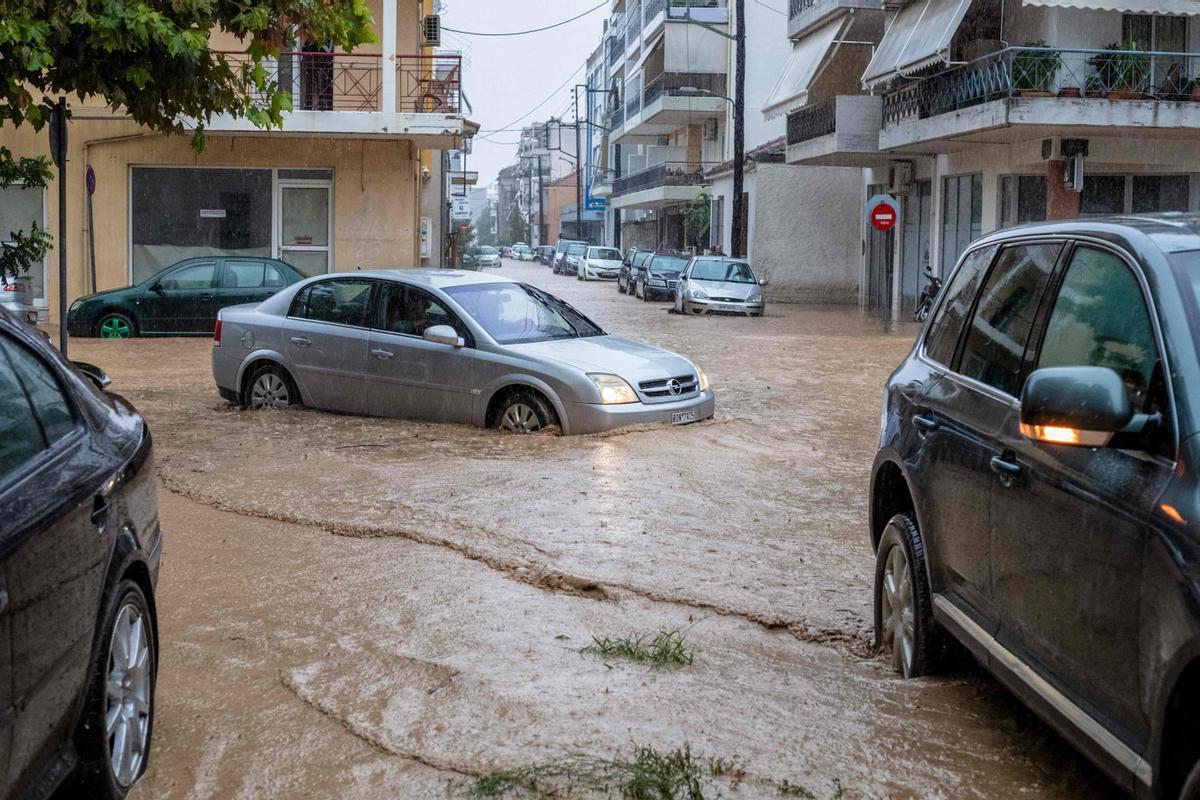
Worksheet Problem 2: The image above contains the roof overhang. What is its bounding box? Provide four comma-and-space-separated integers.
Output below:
762, 16, 850, 121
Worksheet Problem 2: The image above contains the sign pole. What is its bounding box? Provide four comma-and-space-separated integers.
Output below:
86, 166, 96, 294
51, 98, 68, 356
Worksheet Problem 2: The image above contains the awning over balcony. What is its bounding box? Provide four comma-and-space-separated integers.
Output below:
762, 16, 847, 121
861, 0, 973, 89
1022, 0, 1200, 11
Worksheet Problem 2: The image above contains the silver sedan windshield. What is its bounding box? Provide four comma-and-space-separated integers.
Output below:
692, 259, 756, 283
446, 282, 605, 344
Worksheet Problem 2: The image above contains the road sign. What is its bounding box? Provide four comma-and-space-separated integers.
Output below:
451, 196, 470, 220
866, 193, 900, 232
86, 166, 96, 195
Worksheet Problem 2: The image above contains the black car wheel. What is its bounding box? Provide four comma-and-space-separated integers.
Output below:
496, 390, 556, 434
245, 363, 298, 410
96, 313, 136, 339
874, 513, 942, 678
75, 579, 156, 798
1183, 761, 1200, 800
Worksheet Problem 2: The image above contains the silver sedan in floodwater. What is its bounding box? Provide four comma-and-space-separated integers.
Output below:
674, 256, 767, 316
211, 269, 715, 434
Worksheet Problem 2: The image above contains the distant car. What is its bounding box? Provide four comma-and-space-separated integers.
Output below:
477, 246, 502, 269
66, 256, 306, 338
500, 246, 513, 259
635, 252, 690, 301
553, 240, 587, 274
578, 246, 624, 281
674, 256, 766, 316
1, 275, 38, 324
212, 270, 715, 435
513, 245, 535, 262
618, 249, 651, 295
536, 246, 556, 266
561, 243, 587, 276
0, 307, 162, 799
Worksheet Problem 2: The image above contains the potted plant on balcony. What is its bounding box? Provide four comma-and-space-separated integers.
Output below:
1088, 42, 1151, 100
1013, 42, 1061, 97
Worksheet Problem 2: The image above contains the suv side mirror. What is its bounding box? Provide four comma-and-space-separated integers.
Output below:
424, 324, 464, 348
1020, 366, 1132, 447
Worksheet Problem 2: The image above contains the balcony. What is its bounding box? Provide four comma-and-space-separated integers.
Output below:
590, 168, 618, 199
880, 46, 1200, 152
609, 103, 627, 131
788, 0, 878, 40
614, 71, 727, 140
204, 52, 465, 144
610, 160, 717, 209
786, 95, 884, 166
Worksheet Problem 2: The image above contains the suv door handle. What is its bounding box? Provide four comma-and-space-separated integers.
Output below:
290, 336, 311, 347
913, 414, 939, 433
990, 454, 1022, 485
371, 349, 395, 360
91, 495, 111, 528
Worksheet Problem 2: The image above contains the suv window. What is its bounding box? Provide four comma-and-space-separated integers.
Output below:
958, 243, 1062, 396
0, 335, 76, 482
290, 279, 374, 327
1038, 246, 1165, 420
924, 246, 996, 366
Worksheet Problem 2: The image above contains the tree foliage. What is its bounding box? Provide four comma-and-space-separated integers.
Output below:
683, 192, 711, 251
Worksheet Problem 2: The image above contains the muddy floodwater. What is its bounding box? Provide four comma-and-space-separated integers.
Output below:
60, 261, 1120, 798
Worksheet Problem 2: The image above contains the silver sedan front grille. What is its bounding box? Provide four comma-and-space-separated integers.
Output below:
638, 374, 699, 402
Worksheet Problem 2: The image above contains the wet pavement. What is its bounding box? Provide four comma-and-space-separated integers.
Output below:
59, 260, 1122, 798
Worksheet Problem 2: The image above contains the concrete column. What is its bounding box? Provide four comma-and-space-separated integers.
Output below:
1046, 160, 1080, 220
382, 0, 397, 115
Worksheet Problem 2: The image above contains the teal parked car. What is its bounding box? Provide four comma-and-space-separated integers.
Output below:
67, 257, 306, 338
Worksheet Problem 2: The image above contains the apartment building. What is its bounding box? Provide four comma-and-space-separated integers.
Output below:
0, 0, 470, 322
514, 120, 578, 247
782, 0, 1200, 316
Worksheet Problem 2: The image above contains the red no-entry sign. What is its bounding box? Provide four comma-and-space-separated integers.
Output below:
865, 193, 900, 233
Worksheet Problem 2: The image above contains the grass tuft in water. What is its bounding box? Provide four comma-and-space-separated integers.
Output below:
580, 630, 695, 668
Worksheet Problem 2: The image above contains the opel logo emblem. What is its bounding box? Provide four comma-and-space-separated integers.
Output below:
667, 379, 683, 396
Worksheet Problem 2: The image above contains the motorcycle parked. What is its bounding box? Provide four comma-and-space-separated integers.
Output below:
914, 269, 943, 322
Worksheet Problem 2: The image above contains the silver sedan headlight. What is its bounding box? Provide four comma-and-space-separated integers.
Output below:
697, 368, 710, 392
689, 287, 708, 300
588, 373, 638, 405
748, 292, 763, 303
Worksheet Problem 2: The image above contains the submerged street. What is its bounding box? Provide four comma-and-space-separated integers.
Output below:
49, 260, 1115, 799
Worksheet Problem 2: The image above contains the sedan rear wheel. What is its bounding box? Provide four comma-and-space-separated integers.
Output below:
97, 313, 135, 339
874, 513, 942, 678
246, 364, 296, 410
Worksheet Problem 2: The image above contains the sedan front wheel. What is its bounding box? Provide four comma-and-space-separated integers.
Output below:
496, 391, 556, 434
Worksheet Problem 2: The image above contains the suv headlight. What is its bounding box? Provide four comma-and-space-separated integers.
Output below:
690, 287, 708, 300
589, 373, 638, 405
697, 368, 710, 392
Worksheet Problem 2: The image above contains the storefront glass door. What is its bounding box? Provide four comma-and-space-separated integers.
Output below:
277, 182, 332, 276
900, 180, 932, 315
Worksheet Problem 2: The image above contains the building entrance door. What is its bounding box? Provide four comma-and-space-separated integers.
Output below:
276, 180, 332, 276
900, 180, 932, 315
865, 184, 894, 312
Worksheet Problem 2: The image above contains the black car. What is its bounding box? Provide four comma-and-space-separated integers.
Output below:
870, 216, 1200, 800
67, 256, 306, 338
635, 252, 690, 301
552, 240, 587, 275
0, 309, 161, 798
618, 249, 650, 295
536, 246, 556, 266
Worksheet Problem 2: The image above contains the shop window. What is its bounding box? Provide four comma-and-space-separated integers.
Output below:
0, 185, 46, 301
1000, 175, 1047, 228
131, 168, 272, 284
1133, 175, 1190, 213
1081, 175, 1126, 216
941, 173, 983, 275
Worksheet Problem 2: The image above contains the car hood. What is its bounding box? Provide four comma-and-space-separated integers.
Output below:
75, 285, 138, 306
693, 279, 760, 299
506, 335, 697, 384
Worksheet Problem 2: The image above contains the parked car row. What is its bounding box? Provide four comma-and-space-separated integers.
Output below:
614, 248, 767, 317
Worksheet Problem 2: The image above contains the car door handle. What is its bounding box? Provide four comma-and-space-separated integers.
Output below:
990, 455, 1022, 485
371, 349, 395, 361
913, 414, 939, 433
91, 495, 111, 527
199, 294, 214, 300
290, 336, 311, 347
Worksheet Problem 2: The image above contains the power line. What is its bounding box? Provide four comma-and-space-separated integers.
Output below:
474, 63, 585, 143
444, 1, 607, 37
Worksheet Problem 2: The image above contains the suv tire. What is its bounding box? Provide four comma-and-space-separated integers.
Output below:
1182, 761, 1200, 800
874, 513, 943, 678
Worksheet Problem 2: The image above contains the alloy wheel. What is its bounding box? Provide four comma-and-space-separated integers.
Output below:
99, 317, 132, 339
500, 403, 541, 433
250, 373, 290, 409
105, 602, 152, 788
881, 544, 916, 676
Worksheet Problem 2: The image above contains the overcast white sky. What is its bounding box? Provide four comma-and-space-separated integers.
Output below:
443, 0, 607, 188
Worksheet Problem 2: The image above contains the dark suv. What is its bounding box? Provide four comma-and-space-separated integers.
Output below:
0, 310, 161, 798
635, 252, 690, 301
871, 216, 1200, 800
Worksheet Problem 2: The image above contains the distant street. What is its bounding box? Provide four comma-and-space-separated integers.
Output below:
78, 260, 1122, 799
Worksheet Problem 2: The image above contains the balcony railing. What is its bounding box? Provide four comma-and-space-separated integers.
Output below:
668, 0, 728, 17
643, 71, 727, 107
644, 0, 667, 23
626, 88, 642, 120
788, 0, 817, 17
627, 1, 643, 48
610, 103, 626, 129
218, 52, 461, 114
786, 97, 836, 145
613, 160, 718, 196
882, 46, 1200, 126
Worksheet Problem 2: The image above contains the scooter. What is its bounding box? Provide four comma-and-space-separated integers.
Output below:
914, 269, 943, 322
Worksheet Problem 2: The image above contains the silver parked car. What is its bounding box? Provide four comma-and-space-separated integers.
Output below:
577, 246, 623, 281
1, 275, 38, 324
476, 246, 501, 268
674, 256, 767, 316
211, 270, 715, 435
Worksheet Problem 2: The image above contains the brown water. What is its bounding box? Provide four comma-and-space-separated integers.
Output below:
57, 260, 1121, 799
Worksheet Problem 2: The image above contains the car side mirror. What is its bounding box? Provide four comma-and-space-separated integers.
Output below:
72, 360, 112, 390
1020, 366, 1133, 447
759, 278, 769, 286
424, 324, 464, 347
149, 282, 164, 294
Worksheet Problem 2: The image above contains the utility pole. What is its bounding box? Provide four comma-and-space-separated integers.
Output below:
49, 97, 68, 356
537, 154, 546, 247
573, 88, 584, 243
731, 0, 746, 258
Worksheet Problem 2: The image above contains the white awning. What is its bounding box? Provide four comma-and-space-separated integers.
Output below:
1023, 0, 1200, 11
862, 0, 974, 89
762, 16, 848, 121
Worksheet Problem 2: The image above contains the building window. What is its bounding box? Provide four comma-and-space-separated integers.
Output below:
941, 173, 982, 274
1080, 174, 1191, 215
1000, 175, 1047, 228
0, 185, 46, 303
131, 168, 272, 284
710, 195, 724, 251
1123, 14, 1187, 87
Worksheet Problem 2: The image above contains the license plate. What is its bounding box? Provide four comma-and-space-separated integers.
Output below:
671, 409, 698, 425
716, 304, 740, 312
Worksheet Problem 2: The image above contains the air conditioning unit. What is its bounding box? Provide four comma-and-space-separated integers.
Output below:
888, 161, 914, 194
423, 15, 442, 47
703, 119, 718, 142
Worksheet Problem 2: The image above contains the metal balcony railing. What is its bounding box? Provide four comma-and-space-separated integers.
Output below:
786, 97, 836, 145
882, 46, 1200, 126
397, 54, 462, 114
788, 0, 817, 17
644, 0, 667, 23
610, 103, 626, 129
642, 71, 727, 107
612, 161, 718, 197
627, 1, 643, 47
667, 0, 728, 18
626, 88, 642, 120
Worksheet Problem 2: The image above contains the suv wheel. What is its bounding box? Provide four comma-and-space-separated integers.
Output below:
1183, 761, 1200, 800
75, 579, 156, 798
874, 513, 942, 678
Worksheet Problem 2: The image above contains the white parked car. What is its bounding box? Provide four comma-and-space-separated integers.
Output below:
577, 246, 624, 281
